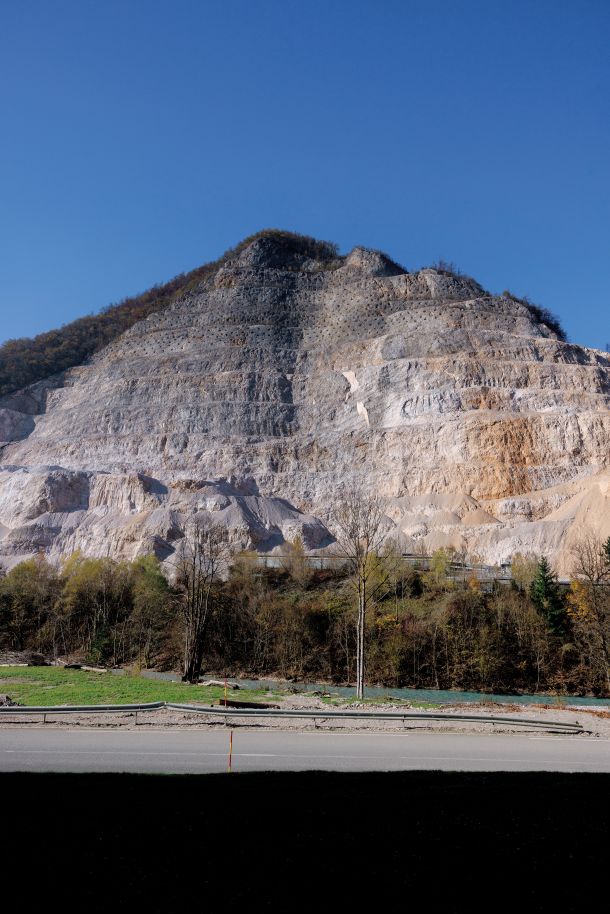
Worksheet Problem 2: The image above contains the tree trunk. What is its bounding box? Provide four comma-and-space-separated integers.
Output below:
182, 638, 205, 683
590, 590, 610, 695
356, 579, 366, 699
431, 622, 440, 690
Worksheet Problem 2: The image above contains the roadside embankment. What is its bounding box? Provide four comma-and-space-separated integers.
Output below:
1, 665, 608, 735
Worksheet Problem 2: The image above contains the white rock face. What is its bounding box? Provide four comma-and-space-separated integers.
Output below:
1, 233, 609, 573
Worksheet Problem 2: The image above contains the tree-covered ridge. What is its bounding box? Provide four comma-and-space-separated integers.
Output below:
0, 229, 341, 399
0, 265, 208, 398
501, 290, 567, 342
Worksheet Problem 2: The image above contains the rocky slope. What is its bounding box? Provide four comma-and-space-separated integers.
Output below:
1, 231, 609, 573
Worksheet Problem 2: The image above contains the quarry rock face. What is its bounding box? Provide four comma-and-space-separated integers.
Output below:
1, 233, 609, 573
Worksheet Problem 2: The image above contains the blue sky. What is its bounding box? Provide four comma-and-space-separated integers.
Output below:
0, 0, 609, 350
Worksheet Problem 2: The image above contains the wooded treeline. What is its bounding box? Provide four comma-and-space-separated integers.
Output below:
0, 227, 567, 401
1, 538, 609, 696
0, 230, 340, 398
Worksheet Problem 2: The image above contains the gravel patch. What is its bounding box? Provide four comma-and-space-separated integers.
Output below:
0, 699, 606, 736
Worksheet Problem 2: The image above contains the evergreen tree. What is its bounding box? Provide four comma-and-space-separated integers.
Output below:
530, 557, 566, 633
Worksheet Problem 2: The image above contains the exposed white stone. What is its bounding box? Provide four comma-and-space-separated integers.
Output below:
0, 235, 609, 574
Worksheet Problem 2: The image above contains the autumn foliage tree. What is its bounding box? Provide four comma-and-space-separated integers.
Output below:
131, 555, 172, 669
568, 534, 610, 693
0, 555, 59, 651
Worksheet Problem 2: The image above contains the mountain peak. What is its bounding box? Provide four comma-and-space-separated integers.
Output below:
1, 226, 603, 576
228, 229, 341, 270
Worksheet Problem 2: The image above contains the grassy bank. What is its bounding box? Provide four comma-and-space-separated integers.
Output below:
0, 665, 443, 709
0, 665, 278, 706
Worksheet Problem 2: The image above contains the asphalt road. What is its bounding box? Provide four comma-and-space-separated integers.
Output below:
2, 727, 610, 772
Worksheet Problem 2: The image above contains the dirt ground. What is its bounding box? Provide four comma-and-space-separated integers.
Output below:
1, 696, 609, 736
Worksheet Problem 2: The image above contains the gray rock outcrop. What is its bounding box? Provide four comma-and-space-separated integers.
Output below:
1, 232, 609, 573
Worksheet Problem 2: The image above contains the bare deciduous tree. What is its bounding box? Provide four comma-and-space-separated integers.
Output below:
331, 490, 389, 699
571, 533, 610, 586
570, 532, 610, 692
173, 521, 230, 683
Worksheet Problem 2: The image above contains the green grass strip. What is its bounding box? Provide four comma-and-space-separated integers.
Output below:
0, 666, 277, 707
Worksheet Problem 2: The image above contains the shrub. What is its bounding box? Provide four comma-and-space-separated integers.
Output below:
502, 290, 567, 342
424, 259, 486, 294
431, 258, 464, 277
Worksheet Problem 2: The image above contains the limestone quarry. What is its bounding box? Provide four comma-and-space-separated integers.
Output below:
1, 232, 609, 573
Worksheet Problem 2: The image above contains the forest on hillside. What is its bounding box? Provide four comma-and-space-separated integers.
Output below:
0, 256, 221, 398
0, 230, 340, 399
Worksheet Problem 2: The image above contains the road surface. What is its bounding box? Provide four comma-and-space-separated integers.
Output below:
1, 728, 610, 772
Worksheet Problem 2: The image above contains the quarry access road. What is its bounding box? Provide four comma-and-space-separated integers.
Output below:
2, 728, 610, 773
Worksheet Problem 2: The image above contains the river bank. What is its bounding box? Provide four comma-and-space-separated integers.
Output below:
2, 665, 610, 737
136, 669, 610, 708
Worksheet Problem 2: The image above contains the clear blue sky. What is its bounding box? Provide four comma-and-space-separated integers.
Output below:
1, 0, 609, 350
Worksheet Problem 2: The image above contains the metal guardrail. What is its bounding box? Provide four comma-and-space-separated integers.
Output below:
0, 701, 585, 733
168, 704, 584, 732
0, 702, 165, 714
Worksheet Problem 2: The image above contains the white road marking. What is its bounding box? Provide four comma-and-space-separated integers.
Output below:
2, 747, 604, 767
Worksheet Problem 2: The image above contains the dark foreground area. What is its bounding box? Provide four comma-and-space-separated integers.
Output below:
3, 772, 607, 911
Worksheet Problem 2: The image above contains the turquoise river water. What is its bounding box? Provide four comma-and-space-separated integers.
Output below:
135, 671, 610, 707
